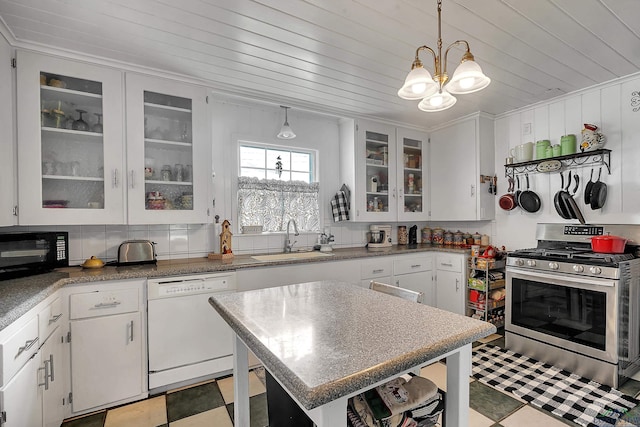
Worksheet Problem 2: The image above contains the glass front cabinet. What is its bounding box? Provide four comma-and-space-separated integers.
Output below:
339, 119, 428, 222
125, 73, 210, 224
16, 51, 211, 225
17, 51, 125, 225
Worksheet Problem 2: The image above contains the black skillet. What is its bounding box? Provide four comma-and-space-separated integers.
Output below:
554, 172, 572, 219
564, 173, 586, 224
514, 175, 522, 208
590, 167, 608, 210
518, 174, 541, 213
583, 168, 594, 204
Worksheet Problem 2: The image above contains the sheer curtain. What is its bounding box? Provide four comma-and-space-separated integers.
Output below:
237, 177, 320, 232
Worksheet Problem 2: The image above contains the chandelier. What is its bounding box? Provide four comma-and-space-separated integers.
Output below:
397, 0, 490, 112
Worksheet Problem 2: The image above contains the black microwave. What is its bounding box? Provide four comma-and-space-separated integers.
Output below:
0, 232, 69, 280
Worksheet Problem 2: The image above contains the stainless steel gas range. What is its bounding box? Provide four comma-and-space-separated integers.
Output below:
506, 223, 640, 388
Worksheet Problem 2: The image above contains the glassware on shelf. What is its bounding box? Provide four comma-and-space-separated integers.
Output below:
91, 113, 103, 133
72, 109, 89, 131
161, 165, 172, 181
174, 164, 184, 182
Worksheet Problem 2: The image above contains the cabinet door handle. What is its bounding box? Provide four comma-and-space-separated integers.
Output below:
471, 185, 475, 196
38, 359, 50, 390
112, 168, 119, 188
48, 354, 55, 382
92, 301, 122, 309
411, 264, 421, 268
392, 188, 396, 199
372, 269, 384, 274
130, 170, 136, 189
49, 313, 63, 324
456, 278, 460, 291
441, 262, 453, 267
16, 337, 38, 358
129, 320, 134, 342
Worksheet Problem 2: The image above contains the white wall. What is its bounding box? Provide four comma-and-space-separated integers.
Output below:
494, 73, 640, 250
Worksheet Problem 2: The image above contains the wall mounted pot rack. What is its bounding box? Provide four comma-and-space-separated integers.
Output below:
504, 149, 610, 178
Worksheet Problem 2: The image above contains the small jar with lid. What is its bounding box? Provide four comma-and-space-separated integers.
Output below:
421, 227, 432, 244
463, 233, 473, 245
443, 230, 454, 245
398, 226, 408, 245
481, 234, 491, 246
161, 165, 172, 181
472, 232, 482, 246
453, 230, 464, 246
432, 227, 444, 245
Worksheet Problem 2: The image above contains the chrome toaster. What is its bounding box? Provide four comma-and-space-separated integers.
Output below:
117, 240, 157, 265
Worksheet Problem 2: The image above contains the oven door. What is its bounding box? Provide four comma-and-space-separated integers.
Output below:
506, 267, 617, 363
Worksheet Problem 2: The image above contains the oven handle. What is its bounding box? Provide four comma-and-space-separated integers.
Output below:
507, 267, 616, 288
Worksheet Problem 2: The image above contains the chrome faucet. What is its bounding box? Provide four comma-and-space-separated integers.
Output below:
284, 219, 299, 252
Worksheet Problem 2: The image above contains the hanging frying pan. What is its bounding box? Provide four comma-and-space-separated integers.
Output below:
583, 168, 594, 205
514, 175, 522, 207
554, 172, 572, 219
590, 167, 608, 210
499, 177, 516, 211
564, 174, 586, 224
518, 174, 541, 213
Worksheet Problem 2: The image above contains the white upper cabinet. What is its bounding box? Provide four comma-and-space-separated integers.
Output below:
429, 114, 495, 221
125, 74, 211, 224
16, 51, 125, 225
0, 36, 16, 226
339, 118, 428, 222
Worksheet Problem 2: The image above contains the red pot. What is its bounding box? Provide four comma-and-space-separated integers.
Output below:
591, 234, 627, 254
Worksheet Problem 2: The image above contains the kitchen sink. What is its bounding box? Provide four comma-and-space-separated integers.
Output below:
251, 251, 334, 262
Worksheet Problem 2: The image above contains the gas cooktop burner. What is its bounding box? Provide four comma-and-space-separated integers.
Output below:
509, 247, 635, 265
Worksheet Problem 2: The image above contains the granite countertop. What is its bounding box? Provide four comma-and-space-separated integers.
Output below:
0, 244, 469, 332
209, 280, 495, 410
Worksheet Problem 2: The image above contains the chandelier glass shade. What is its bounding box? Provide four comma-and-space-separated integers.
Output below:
397, 0, 490, 112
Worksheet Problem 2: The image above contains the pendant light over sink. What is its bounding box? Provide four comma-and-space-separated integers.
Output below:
277, 106, 296, 139
397, 0, 490, 112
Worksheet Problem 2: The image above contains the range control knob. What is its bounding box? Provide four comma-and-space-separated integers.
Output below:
590, 266, 602, 275
526, 260, 537, 267
549, 262, 559, 270
573, 265, 585, 273
515, 259, 525, 266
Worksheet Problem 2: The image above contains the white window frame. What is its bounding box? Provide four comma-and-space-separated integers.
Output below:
237, 141, 317, 183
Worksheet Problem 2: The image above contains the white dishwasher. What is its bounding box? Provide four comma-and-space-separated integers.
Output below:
147, 272, 236, 391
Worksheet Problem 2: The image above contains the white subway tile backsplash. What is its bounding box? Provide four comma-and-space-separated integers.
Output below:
149, 227, 171, 256
187, 224, 209, 253
169, 229, 189, 254
81, 225, 107, 260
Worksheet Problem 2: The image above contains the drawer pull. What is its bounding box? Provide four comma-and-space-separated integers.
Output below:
440, 262, 453, 267
38, 359, 50, 390
129, 320, 134, 342
92, 301, 122, 309
16, 337, 39, 359
372, 269, 384, 274
48, 354, 55, 382
49, 313, 63, 324
411, 264, 421, 268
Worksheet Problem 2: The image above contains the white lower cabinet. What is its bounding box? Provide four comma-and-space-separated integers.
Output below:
0, 295, 66, 427
393, 255, 434, 306
360, 257, 393, 288
434, 253, 467, 315
66, 280, 146, 415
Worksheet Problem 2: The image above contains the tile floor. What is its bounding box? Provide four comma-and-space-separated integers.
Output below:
61, 332, 640, 427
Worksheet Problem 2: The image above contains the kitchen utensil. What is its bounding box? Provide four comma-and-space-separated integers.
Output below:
536, 159, 562, 173
499, 177, 516, 211
82, 256, 105, 269
518, 174, 541, 213
591, 234, 627, 254
564, 173, 586, 224
514, 175, 522, 207
590, 167, 607, 210
554, 172, 572, 219
584, 168, 595, 204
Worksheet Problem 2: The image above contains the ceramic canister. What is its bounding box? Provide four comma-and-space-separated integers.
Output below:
561, 134, 577, 155
472, 232, 482, 245
421, 227, 432, 244
453, 230, 464, 246
536, 140, 550, 159
432, 227, 444, 245
443, 230, 454, 245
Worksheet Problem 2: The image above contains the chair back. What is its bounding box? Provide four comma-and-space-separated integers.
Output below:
369, 280, 424, 304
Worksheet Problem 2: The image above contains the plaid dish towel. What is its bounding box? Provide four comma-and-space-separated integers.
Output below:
331, 190, 349, 222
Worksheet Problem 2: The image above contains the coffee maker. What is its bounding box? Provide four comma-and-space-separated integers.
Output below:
368, 225, 392, 249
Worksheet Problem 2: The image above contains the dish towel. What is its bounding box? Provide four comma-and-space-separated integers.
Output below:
331, 189, 350, 222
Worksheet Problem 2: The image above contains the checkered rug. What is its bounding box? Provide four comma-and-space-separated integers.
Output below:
472, 345, 639, 427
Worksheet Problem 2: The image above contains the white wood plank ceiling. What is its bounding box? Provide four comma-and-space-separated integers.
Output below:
1, 0, 639, 129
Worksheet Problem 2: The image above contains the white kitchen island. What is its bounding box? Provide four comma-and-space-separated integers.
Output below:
209, 280, 495, 427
